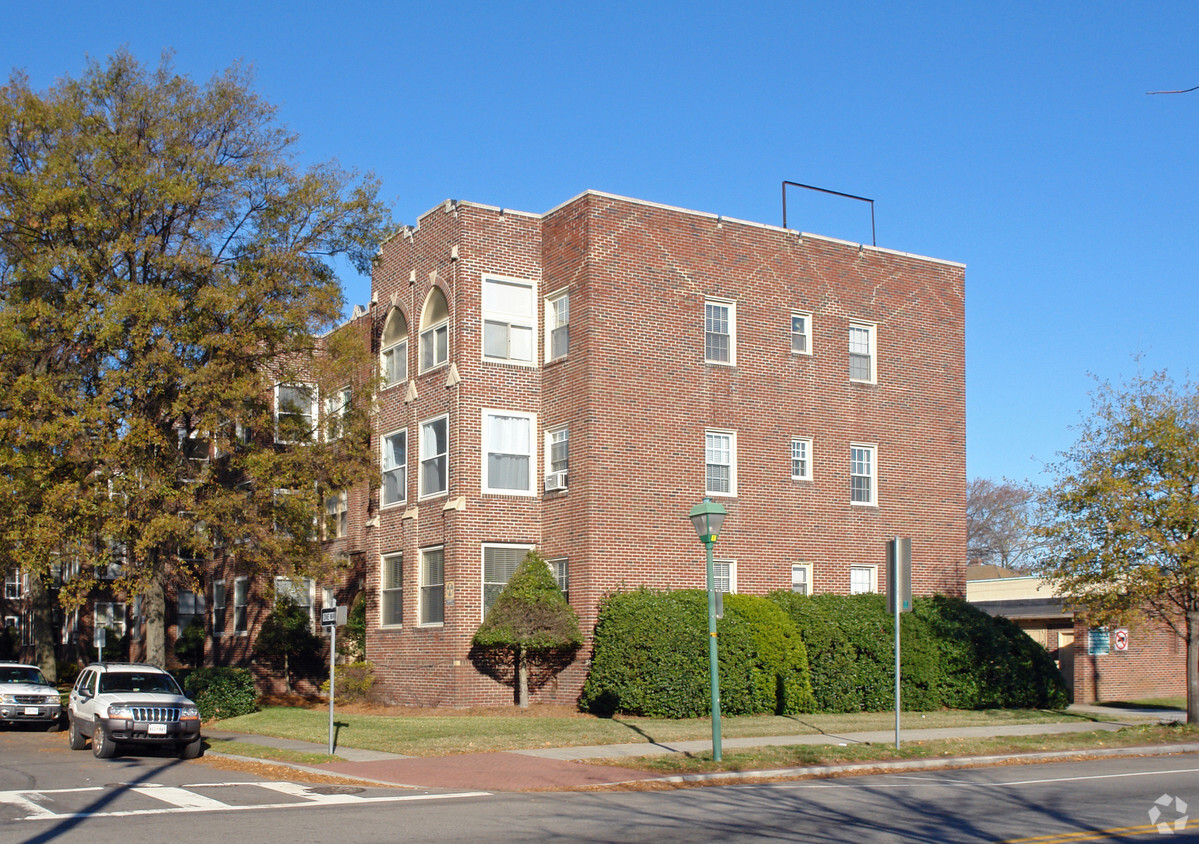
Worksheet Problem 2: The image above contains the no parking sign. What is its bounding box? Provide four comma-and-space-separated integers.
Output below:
1114, 628, 1130, 651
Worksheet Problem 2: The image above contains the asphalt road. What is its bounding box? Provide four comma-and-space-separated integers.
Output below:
2, 726, 1198, 843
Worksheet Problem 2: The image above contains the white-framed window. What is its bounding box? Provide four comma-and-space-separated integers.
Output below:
3, 571, 19, 600
712, 560, 737, 594
791, 311, 812, 355
483, 410, 535, 495
419, 415, 449, 499
705, 429, 737, 496
483, 275, 536, 364
380, 552, 403, 627
419, 287, 450, 373
380, 307, 409, 387
323, 386, 351, 440
546, 290, 569, 361
482, 543, 534, 618
704, 298, 736, 365
850, 565, 877, 594
381, 429, 408, 507
549, 557, 569, 601
791, 563, 812, 596
275, 576, 314, 626
545, 426, 568, 490
850, 443, 877, 506
275, 383, 316, 443
213, 580, 226, 636
177, 589, 205, 632
233, 577, 249, 635
324, 490, 348, 539
849, 321, 876, 383
3, 616, 16, 630
419, 546, 444, 626
791, 437, 813, 481
94, 602, 127, 638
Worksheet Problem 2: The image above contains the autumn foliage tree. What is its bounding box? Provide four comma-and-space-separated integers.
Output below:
0, 51, 391, 670
1031, 370, 1199, 723
472, 551, 582, 707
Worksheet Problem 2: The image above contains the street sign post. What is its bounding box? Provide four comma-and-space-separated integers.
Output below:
887, 537, 912, 749
321, 602, 345, 754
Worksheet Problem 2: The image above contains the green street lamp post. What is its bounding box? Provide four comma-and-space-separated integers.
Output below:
689, 497, 727, 762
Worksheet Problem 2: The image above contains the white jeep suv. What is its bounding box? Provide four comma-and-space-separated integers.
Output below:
0, 662, 63, 730
68, 663, 202, 759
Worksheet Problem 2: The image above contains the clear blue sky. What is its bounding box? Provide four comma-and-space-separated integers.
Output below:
8, 1, 1198, 486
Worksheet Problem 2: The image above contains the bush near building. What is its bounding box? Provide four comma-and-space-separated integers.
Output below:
181, 667, 259, 721
579, 588, 814, 718
769, 593, 1068, 712
582, 590, 1067, 718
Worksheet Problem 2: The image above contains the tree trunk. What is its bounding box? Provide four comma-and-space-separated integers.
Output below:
144, 576, 167, 668
29, 574, 57, 683
516, 646, 529, 708
1188, 610, 1198, 726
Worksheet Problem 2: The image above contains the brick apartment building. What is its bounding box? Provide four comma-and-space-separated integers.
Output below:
3, 190, 967, 706
354, 190, 966, 706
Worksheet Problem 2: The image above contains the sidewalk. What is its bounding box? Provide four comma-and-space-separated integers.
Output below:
202, 704, 1190, 792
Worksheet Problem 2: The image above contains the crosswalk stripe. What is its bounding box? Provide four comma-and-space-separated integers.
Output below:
128, 785, 230, 810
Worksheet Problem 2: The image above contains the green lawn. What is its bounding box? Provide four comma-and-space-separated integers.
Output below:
214, 706, 1091, 758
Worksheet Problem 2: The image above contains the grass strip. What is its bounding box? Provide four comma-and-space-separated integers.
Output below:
204, 739, 338, 765
214, 707, 1096, 757
591, 722, 1199, 775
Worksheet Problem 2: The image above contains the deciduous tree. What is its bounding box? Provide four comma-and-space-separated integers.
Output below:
967, 477, 1036, 569
1031, 370, 1199, 723
0, 51, 391, 669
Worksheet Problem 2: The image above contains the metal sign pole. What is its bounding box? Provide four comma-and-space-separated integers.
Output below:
894, 575, 901, 749
328, 618, 336, 755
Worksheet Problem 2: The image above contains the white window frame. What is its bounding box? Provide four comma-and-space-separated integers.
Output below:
324, 490, 348, 539
850, 443, 877, 506
482, 409, 536, 495
275, 576, 315, 628
212, 580, 226, 637
381, 428, 408, 508
791, 563, 813, 596
418, 414, 449, 500
177, 588, 205, 632
791, 311, 812, 355
546, 426, 569, 486
419, 288, 450, 374
275, 383, 317, 444
850, 565, 877, 594
233, 576, 249, 635
705, 429, 737, 497
545, 289, 569, 362
712, 559, 737, 594
849, 321, 876, 384
704, 298, 736, 365
549, 556, 569, 600
3, 571, 19, 600
323, 386, 351, 441
791, 437, 813, 481
419, 546, 444, 626
482, 274, 537, 365
482, 543, 534, 619
94, 602, 127, 639
380, 307, 409, 388
380, 552, 403, 628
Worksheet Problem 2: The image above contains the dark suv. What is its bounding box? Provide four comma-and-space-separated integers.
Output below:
67, 663, 203, 759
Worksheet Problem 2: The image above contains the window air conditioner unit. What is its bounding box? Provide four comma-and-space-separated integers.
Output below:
544, 471, 568, 492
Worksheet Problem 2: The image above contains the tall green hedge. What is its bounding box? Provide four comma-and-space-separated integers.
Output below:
181, 667, 259, 721
581, 589, 1068, 717
579, 588, 813, 718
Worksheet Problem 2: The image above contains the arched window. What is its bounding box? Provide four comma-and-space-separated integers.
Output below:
381, 307, 408, 386
419, 288, 449, 373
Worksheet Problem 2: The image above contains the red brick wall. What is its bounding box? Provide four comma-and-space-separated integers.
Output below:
354, 191, 966, 707
1072, 618, 1187, 704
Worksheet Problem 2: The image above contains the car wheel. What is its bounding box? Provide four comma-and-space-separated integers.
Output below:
92, 722, 116, 759
67, 715, 86, 750
178, 736, 204, 760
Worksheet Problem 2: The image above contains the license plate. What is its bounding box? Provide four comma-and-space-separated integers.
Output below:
23, 707, 39, 716
148, 723, 167, 736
